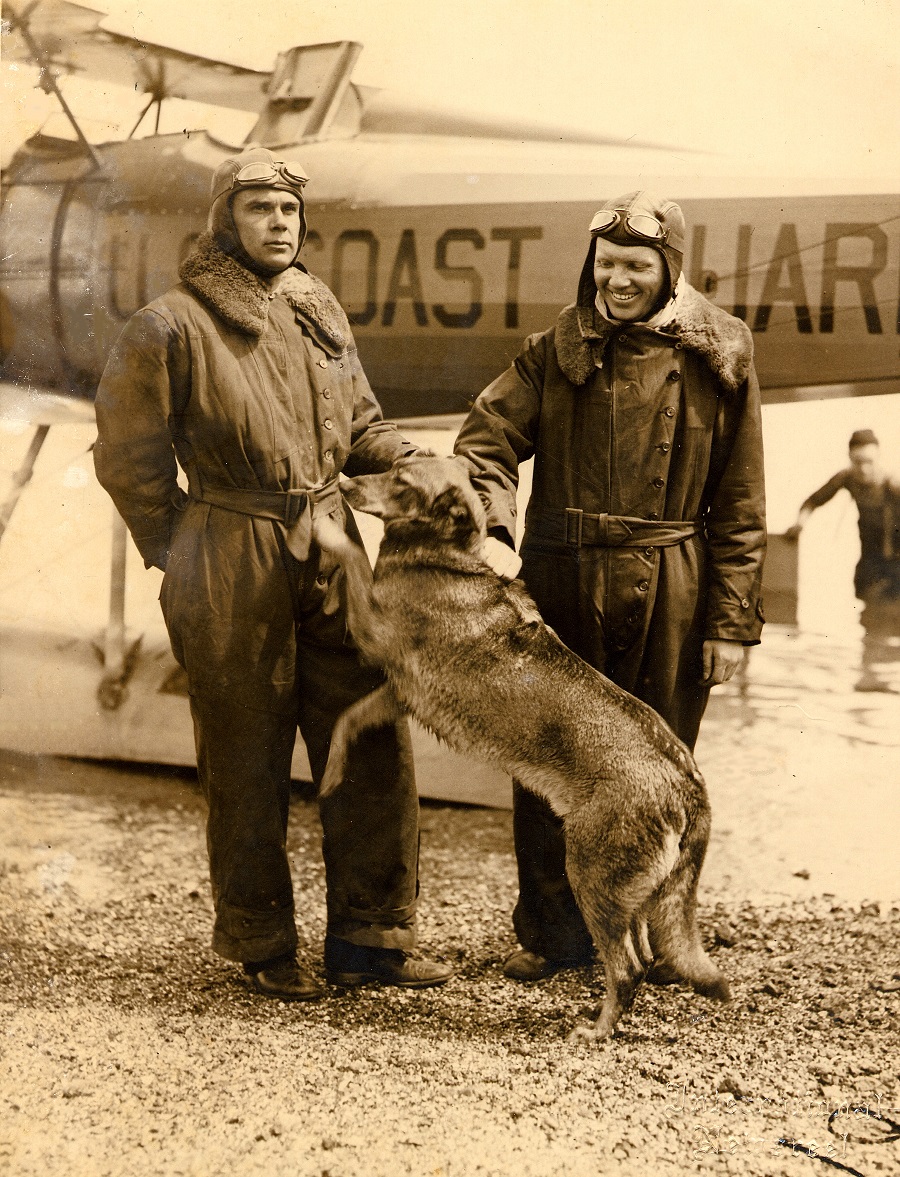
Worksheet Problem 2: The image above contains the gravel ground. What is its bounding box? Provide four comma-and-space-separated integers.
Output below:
1, 744, 898, 1177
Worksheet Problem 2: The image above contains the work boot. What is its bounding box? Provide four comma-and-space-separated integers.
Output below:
324, 937, 454, 989
244, 953, 325, 1001
502, 949, 562, 981
502, 948, 593, 981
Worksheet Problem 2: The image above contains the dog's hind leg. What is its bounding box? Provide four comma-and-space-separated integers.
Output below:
566, 861, 657, 1043
648, 887, 730, 1003
320, 682, 404, 798
647, 809, 731, 1003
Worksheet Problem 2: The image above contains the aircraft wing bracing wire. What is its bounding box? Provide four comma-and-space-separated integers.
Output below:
2, 0, 272, 114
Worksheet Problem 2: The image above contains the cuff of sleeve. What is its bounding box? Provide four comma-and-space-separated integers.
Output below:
131, 531, 171, 572
487, 526, 515, 549
706, 596, 765, 643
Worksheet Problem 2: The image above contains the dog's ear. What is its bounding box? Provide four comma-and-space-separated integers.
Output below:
449, 453, 479, 479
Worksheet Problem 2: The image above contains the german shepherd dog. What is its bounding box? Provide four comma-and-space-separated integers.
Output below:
313, 454, 730, 1040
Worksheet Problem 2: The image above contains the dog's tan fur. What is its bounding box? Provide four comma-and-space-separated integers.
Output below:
314, 454, 730, 1040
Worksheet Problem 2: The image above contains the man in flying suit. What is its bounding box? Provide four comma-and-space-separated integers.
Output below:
455, 191, 766, 981
94, 148, 453, 999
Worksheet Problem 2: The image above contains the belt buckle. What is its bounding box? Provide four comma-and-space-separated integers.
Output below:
565, 508, 583, 546
285, 488, 307, 526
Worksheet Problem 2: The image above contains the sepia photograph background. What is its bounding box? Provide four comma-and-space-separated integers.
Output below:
1, 1, 898, 1175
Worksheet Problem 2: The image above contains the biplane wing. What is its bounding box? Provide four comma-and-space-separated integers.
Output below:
3, 0, 272, 113
3, 0, 680, 147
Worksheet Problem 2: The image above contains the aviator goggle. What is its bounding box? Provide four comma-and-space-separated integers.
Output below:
589, 209, 669, 244
229, 160, 310, 190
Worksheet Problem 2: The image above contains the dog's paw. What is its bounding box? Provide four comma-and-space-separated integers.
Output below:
567, 1024, 599, 1045
567, 1020, 618, 1045
313, 515, 351, 555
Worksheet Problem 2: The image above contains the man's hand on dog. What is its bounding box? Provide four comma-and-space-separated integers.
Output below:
481, 536, 523, 581
701, 639, 744, 686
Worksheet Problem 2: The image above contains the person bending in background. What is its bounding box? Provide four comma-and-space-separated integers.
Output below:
786, 429, 900, 692
94, 148, 453, 1000
455, 191, 766, 982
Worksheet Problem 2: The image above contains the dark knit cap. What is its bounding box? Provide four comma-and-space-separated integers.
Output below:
577, 190, 686, 312
849, 429, 879, 448
208, 147, 309, 277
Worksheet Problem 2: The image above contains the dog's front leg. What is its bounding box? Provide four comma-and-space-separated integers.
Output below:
321, 682, 404, 798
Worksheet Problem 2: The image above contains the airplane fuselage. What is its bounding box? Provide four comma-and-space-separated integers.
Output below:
1, 132, 898, 417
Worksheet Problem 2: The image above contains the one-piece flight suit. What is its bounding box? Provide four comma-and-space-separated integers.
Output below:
455, 282, 766, 962
94, 233, 420, 964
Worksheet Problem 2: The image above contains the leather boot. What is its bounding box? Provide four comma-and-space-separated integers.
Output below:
244, 954, 325, 1001
324, 937, 454, 989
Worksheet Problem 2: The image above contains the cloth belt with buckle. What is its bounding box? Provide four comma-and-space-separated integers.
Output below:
529, 506, 700, 548
188, 473, 342, 561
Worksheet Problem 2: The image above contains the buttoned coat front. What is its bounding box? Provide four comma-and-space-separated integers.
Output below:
94, 234, 415, 715
93, 234, 420, 964
456, 284, 766, 747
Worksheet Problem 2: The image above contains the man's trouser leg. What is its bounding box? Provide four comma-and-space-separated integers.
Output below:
511, 543, 709, 961
191, 694, 300, 964
511, 780, 594, 963
511, 546, 594, 962
295, 636, 419, 950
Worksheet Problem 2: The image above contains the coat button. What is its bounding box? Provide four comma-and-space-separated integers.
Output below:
666, 370, 680, 381
663, 406, 675, 417
644, 546, 654, 557
638, 580, 650, 592
324, 449, 333, 461
741, 598, 750, 608
323, 419, 333, 430
318, 360, 328, 369
648, 511, 660, 520
674, 342, 683, 350
322, 388, 332, 399
316, 573, 328, 585
653, 477, 665, 488
618, 334, 628, 343
659, 442, 670, 452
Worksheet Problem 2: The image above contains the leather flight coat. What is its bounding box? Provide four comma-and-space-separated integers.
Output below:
455, 283, 766, 746
94, 233, 416, 714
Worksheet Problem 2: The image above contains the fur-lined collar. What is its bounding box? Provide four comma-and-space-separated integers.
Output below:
555, 283, 753, 391
179, 232, 350, 354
